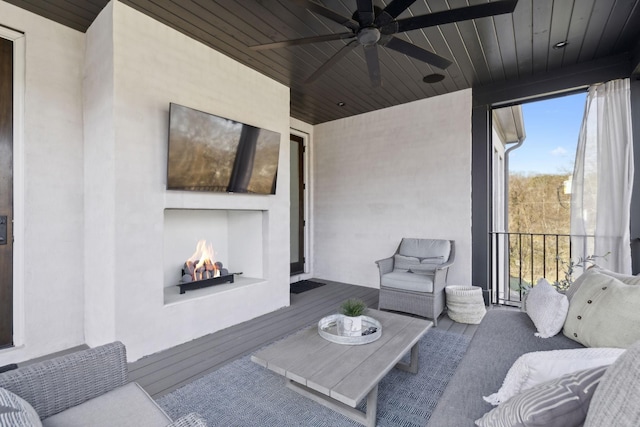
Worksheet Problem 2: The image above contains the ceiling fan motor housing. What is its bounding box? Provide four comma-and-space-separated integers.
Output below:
357, 27, 381, 46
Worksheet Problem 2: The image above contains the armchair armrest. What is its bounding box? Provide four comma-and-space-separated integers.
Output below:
375, 257, 394, 276
433, 242, 455, 293
0, 341, 128, 419
433, 265, 452, 293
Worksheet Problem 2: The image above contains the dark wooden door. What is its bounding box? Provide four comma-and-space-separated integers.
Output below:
290, 134, 305, 275
0, 37, 13, 348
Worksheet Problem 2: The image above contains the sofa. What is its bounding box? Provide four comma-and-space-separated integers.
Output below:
428, 310, 585, 425
0, 341, 206, 427
429, 268, 640, 426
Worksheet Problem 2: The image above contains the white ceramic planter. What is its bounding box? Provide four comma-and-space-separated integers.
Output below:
341, 315, 363, 337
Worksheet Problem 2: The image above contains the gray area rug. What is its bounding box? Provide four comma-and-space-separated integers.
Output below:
157, 328, 471, 427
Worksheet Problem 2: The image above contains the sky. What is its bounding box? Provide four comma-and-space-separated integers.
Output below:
508, 92, 588, 176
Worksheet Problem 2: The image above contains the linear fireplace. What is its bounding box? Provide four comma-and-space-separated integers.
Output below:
163, 208, 266, 303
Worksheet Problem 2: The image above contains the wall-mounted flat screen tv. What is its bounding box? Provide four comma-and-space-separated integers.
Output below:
167, 103, 280, 194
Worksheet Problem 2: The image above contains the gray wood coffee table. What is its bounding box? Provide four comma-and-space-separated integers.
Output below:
251, 309, 432, 427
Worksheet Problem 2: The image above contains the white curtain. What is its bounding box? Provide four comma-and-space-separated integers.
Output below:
571, 79, 634, 274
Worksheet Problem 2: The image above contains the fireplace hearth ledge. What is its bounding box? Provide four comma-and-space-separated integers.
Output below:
163, 275, 266, 305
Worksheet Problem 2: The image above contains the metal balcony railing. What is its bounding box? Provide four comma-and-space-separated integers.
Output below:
490, 232, 596, 306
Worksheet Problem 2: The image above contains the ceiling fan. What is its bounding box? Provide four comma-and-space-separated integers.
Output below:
249, 0, 518, 87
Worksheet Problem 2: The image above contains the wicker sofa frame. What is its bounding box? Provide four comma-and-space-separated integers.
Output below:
0, 341, 206, 426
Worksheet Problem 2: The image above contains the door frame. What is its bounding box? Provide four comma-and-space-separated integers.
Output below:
290, 129, 311, 279
0, 25, 25, 350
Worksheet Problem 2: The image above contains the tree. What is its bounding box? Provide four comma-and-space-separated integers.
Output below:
508, 173, 572, 286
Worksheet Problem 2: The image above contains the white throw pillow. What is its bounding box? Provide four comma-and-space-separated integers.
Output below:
483, 347, 626, 405
525, 278, 569, 338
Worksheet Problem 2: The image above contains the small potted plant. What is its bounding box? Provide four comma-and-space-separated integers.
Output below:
340, 299, 367, 336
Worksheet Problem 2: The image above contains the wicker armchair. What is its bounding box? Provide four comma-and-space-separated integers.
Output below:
375, 238, 455, 326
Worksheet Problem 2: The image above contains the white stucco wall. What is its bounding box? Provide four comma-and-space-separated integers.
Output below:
83, 2, 291, 361
0, 1, 85, 365
83, 1, 117, 349
313, 89, 473, 288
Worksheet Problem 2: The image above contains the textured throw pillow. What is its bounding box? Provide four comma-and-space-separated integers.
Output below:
484, 347, 625, 405
595, 268, 640, 285
393, 254, 420, 272
563, 273, 640, 348
0, 387, 41, 427
584, 340, 640, 427
525, 278, 569, 338
566, 268, 640, 301
475, 365, 608, 427
565, 268, 599, 301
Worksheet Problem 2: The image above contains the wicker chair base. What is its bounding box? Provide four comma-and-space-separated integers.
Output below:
378, 286, 444, 326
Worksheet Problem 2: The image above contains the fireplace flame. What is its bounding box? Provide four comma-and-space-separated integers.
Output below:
185, 240, 220, 281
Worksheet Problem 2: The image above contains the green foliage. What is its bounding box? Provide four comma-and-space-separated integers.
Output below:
552, 252, 610, 291
519, 252, 610, 293
340, 299, 367, 317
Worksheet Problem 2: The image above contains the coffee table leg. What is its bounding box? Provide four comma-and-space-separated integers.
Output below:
365, 384, 378, 427
394, 342, 419, 374
286, 380, 379, 427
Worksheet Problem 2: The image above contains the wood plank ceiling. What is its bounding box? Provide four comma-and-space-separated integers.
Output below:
4, 0, 640, 124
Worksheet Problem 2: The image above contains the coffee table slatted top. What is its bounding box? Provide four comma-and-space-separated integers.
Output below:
251, 309, 432, 407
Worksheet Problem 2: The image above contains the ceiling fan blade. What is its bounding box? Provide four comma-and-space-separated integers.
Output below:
384, 37, 452, 69
250, 32, 355, 50
306, 40, 359, 84
289, 0, 360, 32
356, 0, 375, 27
376, 0, 417, 26
394, 0, 518, 33
363, 44, 382, 87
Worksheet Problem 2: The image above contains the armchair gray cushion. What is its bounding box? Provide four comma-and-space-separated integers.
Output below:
381, 271, 435, 292
41, 382, 171, 427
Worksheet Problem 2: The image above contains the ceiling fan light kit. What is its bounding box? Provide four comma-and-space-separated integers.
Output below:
249, 0, 518, 87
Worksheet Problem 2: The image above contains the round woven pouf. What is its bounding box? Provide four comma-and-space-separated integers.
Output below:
445, 286, 487, 324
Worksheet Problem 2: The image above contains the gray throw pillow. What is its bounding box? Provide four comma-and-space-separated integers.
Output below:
584, 340, 640, 426
393, 254, 420, 272
0, 387, 42, 427
475, 365, 607, 427
409, 259, 442, 274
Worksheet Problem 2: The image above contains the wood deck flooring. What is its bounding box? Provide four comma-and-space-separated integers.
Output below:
128, 280, 479, 399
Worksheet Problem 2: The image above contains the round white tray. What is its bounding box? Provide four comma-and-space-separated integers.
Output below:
317, 314, 382, 345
